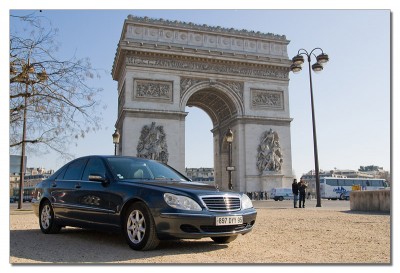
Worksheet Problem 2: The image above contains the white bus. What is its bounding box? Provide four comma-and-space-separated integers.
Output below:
320, 177, 388, 200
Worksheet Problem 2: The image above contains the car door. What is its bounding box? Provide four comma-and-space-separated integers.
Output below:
73, 157, 123, 228
50, 158, 88, 221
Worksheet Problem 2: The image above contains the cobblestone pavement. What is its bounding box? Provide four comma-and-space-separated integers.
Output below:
9, 200, 390, 264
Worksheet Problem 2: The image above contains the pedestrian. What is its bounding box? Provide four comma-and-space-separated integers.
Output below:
298, 178, 307, 208
292, 178, 299, 208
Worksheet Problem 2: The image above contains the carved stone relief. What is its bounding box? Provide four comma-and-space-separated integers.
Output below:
137, 122, 169, 163
256, 129, 283, 173
251, 89, 283, 110
134, 79, 173, 102
126, 54, 288, 80
180, 77, 244, 100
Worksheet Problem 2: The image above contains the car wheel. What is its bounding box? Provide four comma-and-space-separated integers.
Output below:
39, 200, 61, 234
124, 202, 159, 251
211, 235, 238, 244
279, 197, 284, 201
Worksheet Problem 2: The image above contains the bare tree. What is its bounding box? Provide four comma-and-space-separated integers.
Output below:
10, 12, 104, 159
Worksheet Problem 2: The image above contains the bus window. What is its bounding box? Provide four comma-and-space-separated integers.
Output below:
326, 179, 338, 186
372, 180, 386, 187
344, 180, 353, 186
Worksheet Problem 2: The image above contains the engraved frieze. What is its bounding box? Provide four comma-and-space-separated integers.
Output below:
134, 79, 173, 102
251, 89, 284, 110
126, 54, 288, 80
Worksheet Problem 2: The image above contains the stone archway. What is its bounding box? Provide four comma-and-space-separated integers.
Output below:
112, 15, 294, 192
181, 81, 244, 189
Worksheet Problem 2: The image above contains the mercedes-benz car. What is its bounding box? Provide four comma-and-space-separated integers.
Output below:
31, 156, 257, 250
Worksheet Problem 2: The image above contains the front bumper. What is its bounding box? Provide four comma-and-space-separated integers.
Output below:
156, 208, 257, 239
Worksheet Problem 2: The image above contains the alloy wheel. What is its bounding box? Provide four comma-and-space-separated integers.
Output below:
127, 210, 146, 244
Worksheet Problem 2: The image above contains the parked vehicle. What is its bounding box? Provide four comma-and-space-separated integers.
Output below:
270, 188, 294, 201
31, 156, 257, 250
320, 177, 388, 200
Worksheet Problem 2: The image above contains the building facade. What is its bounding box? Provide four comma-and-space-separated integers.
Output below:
185, 167, 214, 182
112, 15, 294, 192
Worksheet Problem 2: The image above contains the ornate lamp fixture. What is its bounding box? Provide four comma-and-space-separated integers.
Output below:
290, 48, 329, 208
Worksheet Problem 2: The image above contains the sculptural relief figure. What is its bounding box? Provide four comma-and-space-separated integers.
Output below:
137, 122, 169, 163
256, 129, 283, 173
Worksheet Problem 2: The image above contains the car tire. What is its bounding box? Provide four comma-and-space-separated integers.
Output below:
211, 235, 238, 244
39, 200, 61, 234
124, 202, 159, 251
279, 197, 284, 201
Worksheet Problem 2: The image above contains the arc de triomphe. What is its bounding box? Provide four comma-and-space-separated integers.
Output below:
112, 15, 294, 192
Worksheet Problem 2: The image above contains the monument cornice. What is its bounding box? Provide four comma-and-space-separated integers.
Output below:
112, 15, 291, 79
117, 108, 188, 123
113, 49, 290, 81
125, 15, 289, 42
235, 115, 293, 126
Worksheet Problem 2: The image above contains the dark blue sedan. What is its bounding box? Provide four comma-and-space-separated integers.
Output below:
31, 156, 257, 250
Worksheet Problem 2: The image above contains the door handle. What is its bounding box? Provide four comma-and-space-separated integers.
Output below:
75, 184, 81, 189
51, 183, 57, 187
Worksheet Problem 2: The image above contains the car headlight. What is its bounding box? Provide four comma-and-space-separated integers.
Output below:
163, 193, 202, 211
241, 194, 253, 209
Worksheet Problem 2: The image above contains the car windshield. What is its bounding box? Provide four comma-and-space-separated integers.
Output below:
106, 157, 189, 182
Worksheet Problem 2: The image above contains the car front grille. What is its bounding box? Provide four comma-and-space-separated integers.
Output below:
201, 195, 241, 212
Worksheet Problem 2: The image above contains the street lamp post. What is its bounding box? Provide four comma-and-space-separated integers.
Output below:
225, 128, 234, 190
112, 129, 120, 156
10, 60, 48, 209
290, 48, 329, 208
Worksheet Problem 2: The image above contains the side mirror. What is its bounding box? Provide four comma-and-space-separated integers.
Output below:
88, 173, 109, 186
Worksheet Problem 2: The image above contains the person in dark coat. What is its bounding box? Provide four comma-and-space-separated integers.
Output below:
298, 178, 308, 208
292, 179, 299, 208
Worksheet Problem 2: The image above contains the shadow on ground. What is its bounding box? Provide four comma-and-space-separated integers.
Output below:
10, 228, 228, 263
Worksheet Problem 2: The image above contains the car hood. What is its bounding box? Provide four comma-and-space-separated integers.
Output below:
123, 179, 222, 193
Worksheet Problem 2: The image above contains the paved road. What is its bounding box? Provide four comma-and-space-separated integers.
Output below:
10, 199, 389, 264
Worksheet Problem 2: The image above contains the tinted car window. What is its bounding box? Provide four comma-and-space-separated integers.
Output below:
52, 167, 66, 180
63, 158, 87, 180
106, 157, 188, 181
82, 157, 106, 181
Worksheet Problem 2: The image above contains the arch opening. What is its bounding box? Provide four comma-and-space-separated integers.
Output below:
186, 88, 238, 128
185, 106, 213, 169
184, 87, 240, 188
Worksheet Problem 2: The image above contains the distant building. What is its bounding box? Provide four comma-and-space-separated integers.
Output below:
185, 167, 214, 183
10, 167, 54, 196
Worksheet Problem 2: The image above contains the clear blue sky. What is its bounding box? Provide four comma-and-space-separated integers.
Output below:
6, 9, 391, 177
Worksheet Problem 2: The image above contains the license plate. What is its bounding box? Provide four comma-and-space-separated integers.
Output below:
216, 216, 243, 226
